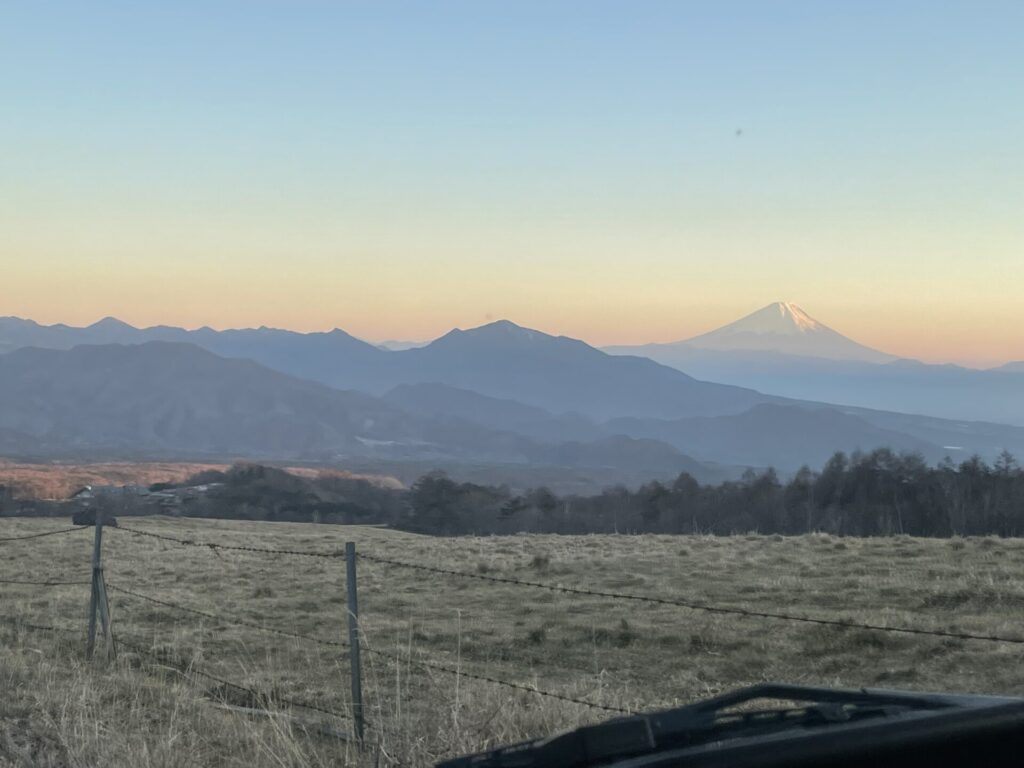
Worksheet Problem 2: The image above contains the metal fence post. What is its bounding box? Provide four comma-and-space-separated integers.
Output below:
86, 513, 104, 658
346, 541, 365, 744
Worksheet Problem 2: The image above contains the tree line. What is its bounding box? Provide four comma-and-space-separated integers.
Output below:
401, 449, 1024, 537
3, 449, 1023, 538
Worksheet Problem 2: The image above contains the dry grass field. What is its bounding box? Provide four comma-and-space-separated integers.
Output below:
0, 462, 403, 500
0, 462, 230, 500
2, 517, 1024, 767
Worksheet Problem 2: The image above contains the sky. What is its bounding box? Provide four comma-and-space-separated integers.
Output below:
1, 1, 1022, 366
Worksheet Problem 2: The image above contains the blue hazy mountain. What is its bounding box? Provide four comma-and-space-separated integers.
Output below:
0, 341, 446, 460
383, 382, 603, 443
0, 316, 389, 390
606, 303, 1024, 426
0, 316, 773, 420
384, 320, 773, 420
385, 381, 1024, 472
376, 340, 429, 351
3, 315, 1024, 472
606, 404, 941, 470
0, 341, 718, 482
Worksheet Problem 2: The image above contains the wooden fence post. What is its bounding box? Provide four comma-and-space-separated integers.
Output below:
97, 566, 116, 660
86, 514, 116, 660
86, 514, 104, 658
345, 541, 365, 744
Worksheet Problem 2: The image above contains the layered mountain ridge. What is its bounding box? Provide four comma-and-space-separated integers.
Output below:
0, 341, 716, 486
2, 311, 1023, 479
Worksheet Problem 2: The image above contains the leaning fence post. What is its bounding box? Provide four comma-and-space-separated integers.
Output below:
96, 566, 116, 660
86, 513, 104, 659
345, 541, 365, 744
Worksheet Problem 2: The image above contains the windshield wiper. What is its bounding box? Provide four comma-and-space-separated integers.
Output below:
437, 683, 1024, 768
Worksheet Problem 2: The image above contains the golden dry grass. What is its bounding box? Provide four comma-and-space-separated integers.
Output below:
0, 462, 403, 500
0, 463, 230, 500
2, 517, 1024, 767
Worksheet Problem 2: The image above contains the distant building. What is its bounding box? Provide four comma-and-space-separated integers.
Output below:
69, 484, 152, 501
68, 482, 222, 509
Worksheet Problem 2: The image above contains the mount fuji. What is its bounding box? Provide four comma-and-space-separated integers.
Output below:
668, 302, 895, 363
606, 303, 1024, 426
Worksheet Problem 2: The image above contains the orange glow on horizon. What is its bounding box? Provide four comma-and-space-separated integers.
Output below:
4, 287, 1020, 369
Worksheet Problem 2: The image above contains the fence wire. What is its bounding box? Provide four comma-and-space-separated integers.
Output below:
112, 524, 348, 560
107, 581, 633, 715
0, 614, 79, 636
0, 614, 353, 724
357, 551, 1024, 646
107, 583, 349, 650
7, 518, 1024, 751
0, 576, 90, 586
365, 646, 631, 715
115, 634, 353, 723
0, 526, 88, 543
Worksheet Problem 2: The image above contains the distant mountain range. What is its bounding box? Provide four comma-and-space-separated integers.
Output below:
0, 315, 773, 420
606, 303, 1024, 426
0, 316, 385, 388
2, 311, 1024, 481
0, 341, 715, 486
379, 379, 1024, 471
0, 341, 448, 460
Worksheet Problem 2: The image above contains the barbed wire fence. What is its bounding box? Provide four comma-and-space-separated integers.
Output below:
3, 517, 1024, 753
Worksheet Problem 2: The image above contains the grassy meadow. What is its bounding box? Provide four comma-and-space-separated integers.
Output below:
2, 517, 1024, 767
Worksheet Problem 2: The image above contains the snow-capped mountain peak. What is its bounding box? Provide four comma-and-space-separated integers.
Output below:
683, 302, 894, 362
714, 302, 823, 336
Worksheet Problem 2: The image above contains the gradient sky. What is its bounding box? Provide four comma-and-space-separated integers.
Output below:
2, 2, 1022, 366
